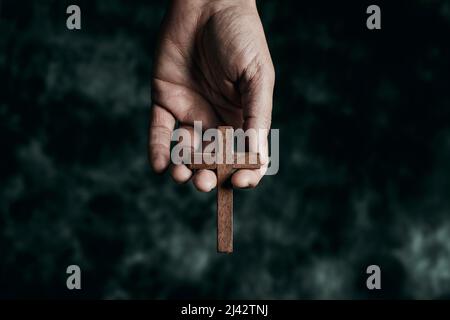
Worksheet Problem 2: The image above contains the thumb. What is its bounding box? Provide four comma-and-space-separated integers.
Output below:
240, 58, 275, 165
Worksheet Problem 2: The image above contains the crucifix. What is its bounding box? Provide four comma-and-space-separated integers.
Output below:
187, 126, 262, 253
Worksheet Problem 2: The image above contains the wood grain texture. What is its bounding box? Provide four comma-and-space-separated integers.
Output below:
232, 153, 261, 169
180, 126, 263, 253
187, 153, 260, 170
187, 163, 217, 170
217, 162, 233, 253
217, 126, 234, 253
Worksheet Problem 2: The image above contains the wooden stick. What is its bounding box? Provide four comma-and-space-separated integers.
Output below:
217, 126, 233, 253
187, 153, 260, 170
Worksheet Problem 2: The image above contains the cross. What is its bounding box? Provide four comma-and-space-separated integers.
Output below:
186, 126, 262, 253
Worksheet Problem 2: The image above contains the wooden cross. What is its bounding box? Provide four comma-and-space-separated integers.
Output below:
187, 126, 262, 253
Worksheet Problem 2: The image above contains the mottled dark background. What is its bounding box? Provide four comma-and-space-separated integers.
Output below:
1, 0, 450, 299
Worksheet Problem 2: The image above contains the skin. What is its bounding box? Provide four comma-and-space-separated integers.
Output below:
148, 0, 275, 192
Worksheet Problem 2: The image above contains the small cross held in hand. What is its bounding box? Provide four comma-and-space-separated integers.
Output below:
187, 126, 261, 253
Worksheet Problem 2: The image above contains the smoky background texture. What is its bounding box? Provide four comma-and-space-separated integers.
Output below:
1, 0, 450, 299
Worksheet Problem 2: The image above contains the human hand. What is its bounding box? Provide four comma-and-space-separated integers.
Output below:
149, 0, 275, 192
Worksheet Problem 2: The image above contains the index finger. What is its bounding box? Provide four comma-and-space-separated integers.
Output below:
148, 104, 176, 173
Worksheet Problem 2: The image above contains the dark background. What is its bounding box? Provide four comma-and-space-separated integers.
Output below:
1, 0, 450, 299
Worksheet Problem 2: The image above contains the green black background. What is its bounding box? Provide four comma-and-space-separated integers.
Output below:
1, 0, 450, 299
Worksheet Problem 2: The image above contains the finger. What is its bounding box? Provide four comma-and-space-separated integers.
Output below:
232, 169, 262, 189
192, 169, 217, 192
240, 62, 274, 131
148, 104, 176, 173
232, 132, 268, 188
170, 164, 193, 184
169, 125, 200, 183
235, 58, 275, 188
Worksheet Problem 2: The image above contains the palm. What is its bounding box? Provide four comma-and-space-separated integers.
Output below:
149, 1, 274, 191
152, 5, 269, 129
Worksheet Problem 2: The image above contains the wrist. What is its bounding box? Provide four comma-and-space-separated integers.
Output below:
171, 0, 256, 11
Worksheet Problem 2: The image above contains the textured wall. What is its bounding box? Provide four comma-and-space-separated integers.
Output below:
1, 0, 450, 299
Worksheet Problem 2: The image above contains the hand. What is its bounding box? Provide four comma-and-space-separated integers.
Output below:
148, 0, 275, 192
